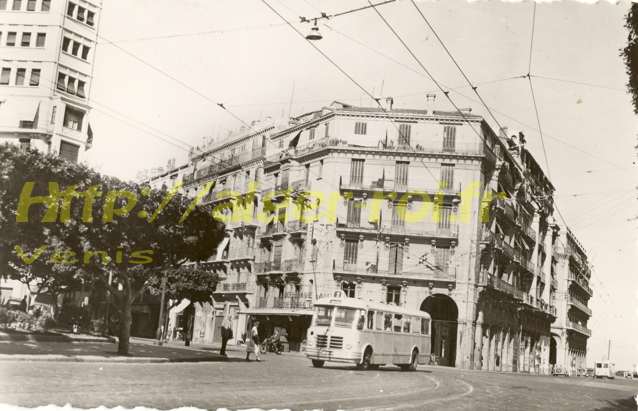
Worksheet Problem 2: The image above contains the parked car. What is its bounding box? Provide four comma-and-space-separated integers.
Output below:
585, 368, 595, 377
615, 370, 633, 379
552, 365, 569, 376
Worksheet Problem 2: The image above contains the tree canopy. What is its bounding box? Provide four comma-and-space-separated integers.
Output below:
622, 3, 638, 114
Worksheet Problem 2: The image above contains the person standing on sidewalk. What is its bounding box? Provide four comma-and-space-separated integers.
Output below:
220, 313, 232, 356
245, 320, 261, 362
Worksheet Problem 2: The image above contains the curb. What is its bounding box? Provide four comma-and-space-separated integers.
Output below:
0, 334, 116, 343
0, 354, 225, 363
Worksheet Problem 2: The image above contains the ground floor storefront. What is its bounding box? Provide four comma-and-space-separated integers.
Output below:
239, 309, 312, 351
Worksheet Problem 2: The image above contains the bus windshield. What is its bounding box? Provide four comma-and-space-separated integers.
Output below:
315, 306, 333, 326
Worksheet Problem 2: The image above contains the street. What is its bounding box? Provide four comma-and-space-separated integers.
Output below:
1, 351, 636, 410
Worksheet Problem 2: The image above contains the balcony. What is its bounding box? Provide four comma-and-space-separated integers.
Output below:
215, 282, 249, 293
259, 222, 287, 239
332, 260, 455, 282
339, 177, 460, 201
568, 296, 592, 317
286, 221, 308, 236
335, 222, 459, 242
257, 293, 314, 310
567, 321, 592, 337
486, 275, 525, 300
519, 223, 536, 242
569, 272, 593, 296
283, 259, 304, 273
494, 198, 517, 223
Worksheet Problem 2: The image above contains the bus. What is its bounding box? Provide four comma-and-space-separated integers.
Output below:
594, 361, 615, 379
305, 292, 432, 371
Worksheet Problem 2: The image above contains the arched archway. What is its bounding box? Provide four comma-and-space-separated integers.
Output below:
549, 334, 558, 370
421, 294, 458, 367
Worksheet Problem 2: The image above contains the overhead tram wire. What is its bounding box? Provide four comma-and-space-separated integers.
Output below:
98, 34, 250, 128
260, 0, 444, 183
408, 0, 509, 137
365, 1, 488, 147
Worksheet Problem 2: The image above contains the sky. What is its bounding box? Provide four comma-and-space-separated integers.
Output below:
84, 0, 637, 369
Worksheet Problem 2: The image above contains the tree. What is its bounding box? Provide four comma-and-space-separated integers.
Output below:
0, 144, 225, 355
622, 3, 638, 114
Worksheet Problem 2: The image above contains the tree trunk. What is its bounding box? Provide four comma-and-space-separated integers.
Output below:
117, 285, 133, 355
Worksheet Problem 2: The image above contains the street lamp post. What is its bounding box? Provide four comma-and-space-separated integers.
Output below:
156, 272, 167, 345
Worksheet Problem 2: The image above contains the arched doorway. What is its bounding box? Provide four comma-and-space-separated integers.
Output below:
420, 294, 458, 367
549, 335, 558, 371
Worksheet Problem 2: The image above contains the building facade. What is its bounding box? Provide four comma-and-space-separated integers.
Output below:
0, 0, 101, 162
550, 226, 592, 375
144, 100, 592, 370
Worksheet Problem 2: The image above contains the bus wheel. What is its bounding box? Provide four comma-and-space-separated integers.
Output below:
407, 349, 418, 371
359, 348, 373, 370
311, 360, 325, 368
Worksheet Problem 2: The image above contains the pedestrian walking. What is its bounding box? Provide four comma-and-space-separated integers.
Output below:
220, 314, 232, 356
246, 320, 261, 362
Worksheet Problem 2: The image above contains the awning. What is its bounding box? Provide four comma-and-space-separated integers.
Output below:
170, 298, 191, 314
214, 237, 230, 261
240, 308, 313, 316
0, 99, 40, 130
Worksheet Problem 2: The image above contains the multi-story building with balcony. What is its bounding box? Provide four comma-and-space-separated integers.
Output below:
0, 0, 101, 162
550, 226, 592, 375
142, 100, 592, 370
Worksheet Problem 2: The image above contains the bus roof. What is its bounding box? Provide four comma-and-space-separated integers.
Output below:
314, 295, 432, 319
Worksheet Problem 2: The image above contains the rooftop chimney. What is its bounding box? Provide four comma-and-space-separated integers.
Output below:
384, 97, 394, 110
425, 93, 436, 112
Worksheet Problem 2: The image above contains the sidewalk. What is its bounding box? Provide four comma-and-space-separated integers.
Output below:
0, 328, 114, 343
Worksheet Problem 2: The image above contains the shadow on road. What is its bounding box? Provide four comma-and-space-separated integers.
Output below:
595, 396, 636, 410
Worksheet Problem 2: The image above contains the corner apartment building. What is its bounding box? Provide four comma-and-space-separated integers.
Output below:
550, 226, 592, 375
0, 0, 101, 309
0, 0, 101, 162
144, 100, 592, 371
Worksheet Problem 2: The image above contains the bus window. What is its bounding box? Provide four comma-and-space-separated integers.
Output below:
357, 311, 365, 330
334, 307, 357, 327
403, 317, 411, 333
315, 306, 333, 326
384, 313, 393, 331
393, 314, 403, 333
367, 310, 375, 330
376, 312, 384, 331
596, 363, 602, 368
421, 318, 430, 335
603, 363, 608, 368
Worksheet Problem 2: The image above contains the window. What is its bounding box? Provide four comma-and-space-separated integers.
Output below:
35, 32, 45, 47
350, 159, 364, 186
81, 45, 90, 60
346, 199, 362, 227
21, 32, 31, 47
383, 313, 392, 331
354, 121, 367, 135
398, 123, 411, 147
76, 80, 86, 98
7, 32, 16, 46
86, 10, 95, 26
76, 6, 85, 22
386, 285, 401, 305
367, 311, 374, 330
56, 72, 66, 90
0, 0, 6, 10
375, 312, 384, 330
66, 76, 76, 94
403, 317, 411, 333
28, 68, 40, 86
66, 2, 75, 17
392, 314, 403, 332
434, 246, 451, 272
272, 241, 283, 267
62, 37, 71, 52
388, 243, 404, 274
71, 41, 80, 56
50, 106, 56, 124
41, 0, 50, 11
315, 306, 333, 326
15, 68, 25, 86
324, 122, 329, 138
421, 318, 430, 335
395, 161, 409, 191
308, 127, 315, 140
334, 307, 357, 327
343, 239, 358, 266
443, 125, 456, 152
437, 205, 451, 231
440, 163, 454, 190
12, 0, 21, 11
304, 164, 310, 185
59, 140, 80, 163
63, 105, 84, 131
318, 159, 323, 178
391, 203, 406, 228
341, 282, 356, 298
0, 68, 10, 85
26, 0, 35, 11
19, 138, 30, 151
